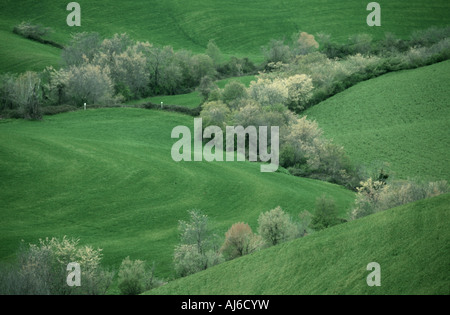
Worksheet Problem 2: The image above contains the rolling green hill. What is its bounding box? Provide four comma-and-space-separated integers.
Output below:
1, 0, 449, 73
126, 76, 256, 108
0, 108, 355, 277
304, 60, 450, 182
146, 193, 450, 295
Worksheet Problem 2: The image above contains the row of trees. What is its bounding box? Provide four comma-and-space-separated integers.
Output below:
350, 178, 449, 220
173, 200, 343, 278
2, 175, 447, 295
262, 27, 450, 65
260, 28, 450, 110
0, 30, 257, 119
199, 81, 361, 188
0, 236, 165, 295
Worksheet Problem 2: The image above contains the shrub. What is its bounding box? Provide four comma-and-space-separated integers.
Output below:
220, 222, 264, 260
311, 195, 342, 231
50, 64, 115, 107
292, 31, 319, 56
197, 75, 218, 101
174, 210, 223, 277
117, 257, 163, 295
173, 244, 206, 277
62, 32, 102, 66
200, 101, 230, 128
348, 34, 373, 55
94, 41, 151, 100
248, 77, 288, 107
13, 22, 52, 41
284, 74, 314, 111
13, 72, 43, 120
221, 81, 248, 109
206, 39, 223, 66
350, 179, 449, 220
217, 57, 257, 77
0, 73, 16, 111
0, 236, 113, 295
298, 210, 313, 236
263, 39, 292, 65
190, 54, 217, 85
257, 206, 298, 246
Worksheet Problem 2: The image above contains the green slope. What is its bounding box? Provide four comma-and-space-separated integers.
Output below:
0, 108, 355, 277
146, 193, 450, 295
1, 0, 449, 72
305, 60, 450, 182
125, 75, 256, 108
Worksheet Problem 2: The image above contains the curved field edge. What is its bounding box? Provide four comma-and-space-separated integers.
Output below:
146, 193, 450, 295
0, 108, 355, 277
304, 60, 450, 182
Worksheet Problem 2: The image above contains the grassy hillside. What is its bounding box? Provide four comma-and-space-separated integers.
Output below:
126, 75, 256, 108
305, 60, 450, 182
0, 108, 355, 277
146, 193, 450, 295
1, 0, 449, 73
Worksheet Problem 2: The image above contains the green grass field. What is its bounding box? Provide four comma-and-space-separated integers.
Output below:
1, 0, 449, 296
1, 0, 449, 73
146, 193, 450, 295
0, 108, 355, 277
305, 60, 450, 182
125, 75, 256, 108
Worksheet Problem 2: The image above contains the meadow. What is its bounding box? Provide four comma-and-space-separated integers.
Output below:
305, 60, 450, 182
147, 193, 450, 295
0, 108, 355, 277
1, 0, 450, 73
0, 0, 449, 296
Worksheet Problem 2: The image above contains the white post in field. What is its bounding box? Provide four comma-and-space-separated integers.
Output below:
161, 102, 163, 109
84, 103, 86, 110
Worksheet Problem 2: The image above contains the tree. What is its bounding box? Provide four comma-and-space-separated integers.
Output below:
248, 77, 288, 107
0, 236, 113, 295
13, 72, 43, 120
51, 63, 114, 106
292, 31, 319, 56
190, 54, 217, 85
263, 39, 292, 64
13, 21, 52, 41
220, 222, 264, 260
311, 195, 341, 231
117, 257, 157, 295
62, 32, 102, 66
200, 101, 230, 129
221, 81, 248, 109
284, 74, 314, 111
257, 206, 298, 246
197, 75, 218, 100
174, 210, 223, 277
178, 210, 211, 255
206, 39, 222, 66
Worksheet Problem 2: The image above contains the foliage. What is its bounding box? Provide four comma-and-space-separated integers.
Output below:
117, 257, 163, 295
48, 64, 115, 106
311, 195, 342, 230
350, 179, 449, 220
220, 222, 264, 260
292, 31, 319, 56
200, 100, 231, 128
13, 21, 53, 42
257, 206, 298, 246
0, 236, 113, 295
174, 210, 223, 277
